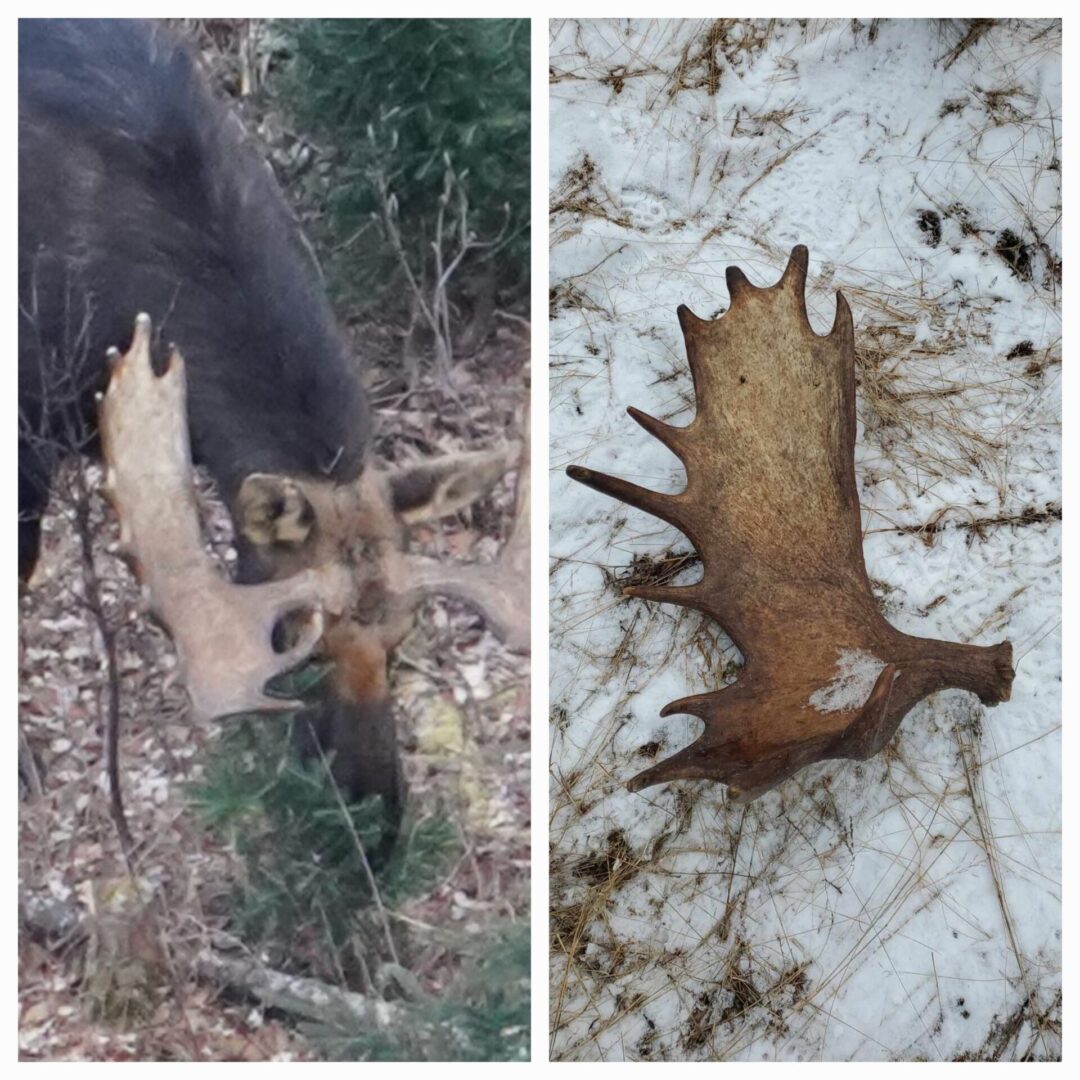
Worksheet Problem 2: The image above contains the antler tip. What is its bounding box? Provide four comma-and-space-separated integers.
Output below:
567, 466, 679, 526
725, 264, 753, 302
626, 737, 708, 791
781, 245, 810, 294
659, 694, 707, 719
625, 581, 704, 611
676, 304, 704, 331
626, 406, 686, 455
118, 312, 156, 372
830, 290, 854, 343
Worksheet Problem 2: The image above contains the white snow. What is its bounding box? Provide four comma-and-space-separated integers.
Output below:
808, 649, 887, 713
549, 18, 1060, 1062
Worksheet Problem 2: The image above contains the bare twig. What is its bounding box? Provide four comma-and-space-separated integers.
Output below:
69, 465, 134, 858
374, 156, 510, 390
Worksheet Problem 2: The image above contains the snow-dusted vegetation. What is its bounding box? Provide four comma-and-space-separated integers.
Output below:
550, 18, 1060, 1061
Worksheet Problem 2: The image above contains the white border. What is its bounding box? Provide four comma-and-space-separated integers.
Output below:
7, 4, 1072, 1073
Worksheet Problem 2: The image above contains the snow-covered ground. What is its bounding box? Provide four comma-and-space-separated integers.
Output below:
549, 19, 1060, 1061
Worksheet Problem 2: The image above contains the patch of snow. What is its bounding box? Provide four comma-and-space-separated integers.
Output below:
808, 649, 887, 713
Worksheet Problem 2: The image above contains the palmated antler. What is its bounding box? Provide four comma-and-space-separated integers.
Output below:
405, 413, 531, 653
568, 246, 1014, 802
98, 315, 353, 720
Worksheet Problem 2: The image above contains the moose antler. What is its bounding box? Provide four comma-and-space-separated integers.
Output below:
405, 413, 531, 653
568, 246, 1014, 802
98, 314, 352, 720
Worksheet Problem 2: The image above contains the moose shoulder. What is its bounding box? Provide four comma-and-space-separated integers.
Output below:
18, 19, 528, 829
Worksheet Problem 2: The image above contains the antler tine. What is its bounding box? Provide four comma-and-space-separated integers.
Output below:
404, 417, 531, 653
830, 290, 854, 347
623, 581, 709, 610
626, 738, 711, 792
99, 314, 352, 721
725, 264, 755, 303
565, 464, 684, 530
779, 243, 810, 294
626, 406, 688, 457
658, 687, 728, 719
676, 304, 705, 332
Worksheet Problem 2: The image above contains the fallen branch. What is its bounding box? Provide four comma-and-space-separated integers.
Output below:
20, 885, 406, 1033
192, 950, 406, 1030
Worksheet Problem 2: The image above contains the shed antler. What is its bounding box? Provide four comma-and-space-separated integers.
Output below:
568, 246, 1014, 802
98, 314, 351, 720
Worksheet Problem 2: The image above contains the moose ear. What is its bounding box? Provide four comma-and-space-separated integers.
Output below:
387, 447, 518, 526
235, 473, 316, 548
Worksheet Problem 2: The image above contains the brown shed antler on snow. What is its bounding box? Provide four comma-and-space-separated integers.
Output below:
567, 246, 1014, 803
98, 314, 353, 720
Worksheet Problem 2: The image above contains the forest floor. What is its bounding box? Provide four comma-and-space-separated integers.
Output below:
19, 19, 530, 1062
549, 17, 1060, 1062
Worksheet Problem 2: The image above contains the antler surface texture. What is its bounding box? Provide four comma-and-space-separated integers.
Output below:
568, 246, 1014, 802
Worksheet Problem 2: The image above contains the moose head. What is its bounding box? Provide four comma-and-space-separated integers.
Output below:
100, 314, 529, 816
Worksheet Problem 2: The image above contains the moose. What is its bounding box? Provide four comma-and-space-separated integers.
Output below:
19, 19, 528, 828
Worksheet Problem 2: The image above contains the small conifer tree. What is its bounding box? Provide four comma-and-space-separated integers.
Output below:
273, 18, 530, 321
